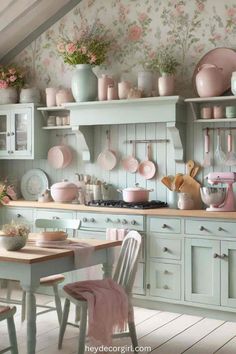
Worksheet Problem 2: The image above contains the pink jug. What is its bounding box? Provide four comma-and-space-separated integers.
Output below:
195, 64, 224, 97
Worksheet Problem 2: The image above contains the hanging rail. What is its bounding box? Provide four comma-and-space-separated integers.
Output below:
125, 139, 169, 144
56, 133, 75, 137
203, 127, 236, 131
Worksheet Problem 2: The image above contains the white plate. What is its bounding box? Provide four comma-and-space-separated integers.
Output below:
20, 169, 49, 201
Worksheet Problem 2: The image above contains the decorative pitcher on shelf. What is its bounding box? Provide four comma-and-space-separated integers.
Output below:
195, 64, 224, 97
71, 64, 98, 102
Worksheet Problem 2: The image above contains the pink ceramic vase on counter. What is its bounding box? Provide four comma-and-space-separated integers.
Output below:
195, 64, 224, 97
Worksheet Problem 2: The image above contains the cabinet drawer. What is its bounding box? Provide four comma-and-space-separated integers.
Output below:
35, 209, 75, 220
6, 208, 33, 226
150, 237, 181, 260
149, 261, 181, 300
77, 212, 144, 231
149, 217, 181, 234
185, 219, 236, 238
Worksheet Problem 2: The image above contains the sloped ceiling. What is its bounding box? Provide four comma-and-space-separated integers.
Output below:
0, 0, 80, 63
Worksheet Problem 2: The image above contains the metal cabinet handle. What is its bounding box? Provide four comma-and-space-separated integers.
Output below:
7, 132, 10, 137
200, 226, 205, 231
131, 220, 136, 225
213, 253, 220, 258
82, 217, 88, 222
122, 219, 127, 225
90, 218, 95, 223
218, 227, 223, 231
163, 285, 169, 290
221, 253, 228, 259
163, 247, 168, 252
105, 218, 110, 223
162, 224, 167, 229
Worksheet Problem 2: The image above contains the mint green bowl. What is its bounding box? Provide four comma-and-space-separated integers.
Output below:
0, 234, 28, 251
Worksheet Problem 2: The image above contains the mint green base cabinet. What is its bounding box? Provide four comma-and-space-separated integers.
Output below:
185, 238, 220, 306
149, 261, 181, 300
221, 241, 236, 308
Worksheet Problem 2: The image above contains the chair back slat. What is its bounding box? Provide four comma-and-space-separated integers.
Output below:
113, 231, 142, 294
35, 219, 81, 237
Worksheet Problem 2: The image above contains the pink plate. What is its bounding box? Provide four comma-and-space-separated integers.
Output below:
192, 47, 236, 95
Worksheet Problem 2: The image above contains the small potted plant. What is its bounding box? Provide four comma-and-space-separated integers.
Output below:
149, 49, 179, 96
0, 222, 30, 251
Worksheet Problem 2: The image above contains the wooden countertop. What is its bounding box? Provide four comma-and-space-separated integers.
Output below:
6, 200, 236, 220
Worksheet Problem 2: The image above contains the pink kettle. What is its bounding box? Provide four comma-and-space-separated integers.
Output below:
195, 64, 224, 97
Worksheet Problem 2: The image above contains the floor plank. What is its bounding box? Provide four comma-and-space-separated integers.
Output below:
214, 336, 236, 354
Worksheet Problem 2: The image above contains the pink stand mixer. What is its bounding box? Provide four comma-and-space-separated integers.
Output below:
200, 172, 236, 212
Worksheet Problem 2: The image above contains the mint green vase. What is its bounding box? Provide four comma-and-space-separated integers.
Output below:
71, 64, 98, 102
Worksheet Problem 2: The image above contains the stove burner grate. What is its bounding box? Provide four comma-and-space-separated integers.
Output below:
86, 200, 168, 209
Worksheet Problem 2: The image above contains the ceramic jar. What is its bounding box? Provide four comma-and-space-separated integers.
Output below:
56, 89, 73, 106
158, 74, 175, 96
98, 75, 113, 101
0, 87, 18, 104
118, 81, 131, 99
138, 71, 153, 97
46, 87, 57, 107
196, 64, 224, 97
201, 106, 212, 119
20, 87, 40, 103
213, 105, 225, 119
178, 193, 194, 210
71, 64, 97, 102
107, 84, 118, 100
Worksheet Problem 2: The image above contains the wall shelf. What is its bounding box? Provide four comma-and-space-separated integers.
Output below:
42, 125, 71, 130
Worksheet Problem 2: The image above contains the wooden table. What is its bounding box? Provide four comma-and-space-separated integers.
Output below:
0, 237, 121, 354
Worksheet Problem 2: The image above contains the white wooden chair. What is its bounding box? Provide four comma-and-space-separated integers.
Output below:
0, 306, 18, 354
58, 230, 142, 354
20, 218, 81, 323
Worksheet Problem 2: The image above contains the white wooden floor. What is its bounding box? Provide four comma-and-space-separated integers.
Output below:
1, 290, 236, 354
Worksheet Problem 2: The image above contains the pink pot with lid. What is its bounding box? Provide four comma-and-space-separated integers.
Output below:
50, 180, 78, 203
196, 64, 224, 97
117, 184, 154, 203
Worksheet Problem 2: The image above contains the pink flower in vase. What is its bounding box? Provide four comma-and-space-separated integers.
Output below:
9, 75, 17, 82
66, 43, 77, 54
227, 7, 236, 17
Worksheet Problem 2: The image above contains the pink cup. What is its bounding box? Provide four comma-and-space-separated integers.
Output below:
201, 106, 212, 119
46, 88, 57, 107
213, 105, 225, 119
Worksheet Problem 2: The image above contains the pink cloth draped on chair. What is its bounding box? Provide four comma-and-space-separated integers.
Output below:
63, 278, 129, 345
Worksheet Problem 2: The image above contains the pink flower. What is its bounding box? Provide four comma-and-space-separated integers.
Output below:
89, 54, 97, 63
9, 75, 17, 82
66, 42, 77, 54
8, 68, 16, 74
227, 7, 236, 17
0, 80, 8, 88
80, 46, 87, 54
175, 3, 185, 16
57, 42, 65, 53
6, 185, 17, 200
1, 196, 10, 204
197, 2, 204, 12
139, 12, 148, 22
128, 25, 142, 41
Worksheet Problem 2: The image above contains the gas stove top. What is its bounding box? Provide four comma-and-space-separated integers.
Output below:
86, 200, 168, 209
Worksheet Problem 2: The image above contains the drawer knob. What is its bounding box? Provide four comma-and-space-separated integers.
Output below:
213, 253, 220, 258
11, 132, 14, 136
7, 132, 10, 137
131, 220, 136, 225
122, 219, 127, 225
162, 247, 168, 253
221, 253, 228, 259
52, 216, 60, 219
16, 214, 21, 218
90, 218, 95, 223
82, 217, 88, 222
115, 219, 120, 224
218, 227, 223, 231
162, 224, 167, 229
164, 270, 169, 274
163, 285, 169, 290
200, 226, 205, 231
105, 218, 110, 223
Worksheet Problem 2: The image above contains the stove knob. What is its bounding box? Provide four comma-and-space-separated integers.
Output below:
131, 220, 136, 225
105, 218, 111, 223
82, 217, 88, 223
90, 218, 95, 223
122, 219, 127, 225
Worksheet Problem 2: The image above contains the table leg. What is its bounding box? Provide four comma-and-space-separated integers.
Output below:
21, 285, 37, 354
102, 248, 115, 278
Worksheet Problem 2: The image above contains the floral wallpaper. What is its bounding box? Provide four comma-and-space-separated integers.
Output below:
14, 0, 236, 97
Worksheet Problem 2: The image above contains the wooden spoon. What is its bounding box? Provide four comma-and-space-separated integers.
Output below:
186, 160, 195, 175
191, 165, 200, 178
174, 175, 184, 191
161, 176, 173, 191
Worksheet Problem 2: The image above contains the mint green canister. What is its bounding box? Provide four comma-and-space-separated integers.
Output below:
226, 106, 236, 118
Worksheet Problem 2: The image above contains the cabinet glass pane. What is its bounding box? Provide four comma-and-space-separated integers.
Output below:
15, 113, 28, 151
0, 114, 7, 151
228, 250, 236, 299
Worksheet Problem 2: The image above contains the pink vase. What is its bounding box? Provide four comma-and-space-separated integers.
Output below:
98, 75, 113, 101
158, 74, 175, 96
195, 64, 224, 97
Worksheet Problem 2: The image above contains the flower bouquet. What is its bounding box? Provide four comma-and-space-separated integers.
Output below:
0, 65, 24, 89
0, 222, 30, 251
0, 182, 17, 205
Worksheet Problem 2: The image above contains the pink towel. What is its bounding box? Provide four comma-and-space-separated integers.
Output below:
64, 278, 129, 345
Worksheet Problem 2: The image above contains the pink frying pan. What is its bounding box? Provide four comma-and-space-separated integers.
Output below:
97, 130, 117, 171
122, 141, 139, 173
138, 143, 156, 179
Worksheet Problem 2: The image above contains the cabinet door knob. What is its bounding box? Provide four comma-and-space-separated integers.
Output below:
162, 224, 167, 229
218, 227, 223, 231
163, 285, 169, 290
163, 247, 168, 252
16, 214, 21, 218
200, 226, 205, 231
131, 220, 136, 225
82, 217, 88, 223
105, 218, 110, 223
221, 253, 228, 259
164, 270, 169, 274
122, 219, 127, 224
90, 218, 95, 223
11, 132, 14, 136
213, 253, 220, 258
7, 150, 11, 154
7, 132, 10, 137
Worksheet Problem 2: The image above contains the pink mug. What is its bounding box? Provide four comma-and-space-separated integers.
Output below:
46, 87, 57, 107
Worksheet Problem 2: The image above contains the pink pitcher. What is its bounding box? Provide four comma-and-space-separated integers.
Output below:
196, 64, 224, 97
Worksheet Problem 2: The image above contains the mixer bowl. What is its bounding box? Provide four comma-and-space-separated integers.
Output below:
200, 187, 226, 208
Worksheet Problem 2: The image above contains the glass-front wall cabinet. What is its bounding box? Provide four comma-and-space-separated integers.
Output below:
0, 108, 32, 158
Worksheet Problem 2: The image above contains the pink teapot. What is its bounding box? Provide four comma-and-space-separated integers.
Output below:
195, 64, 224, 97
